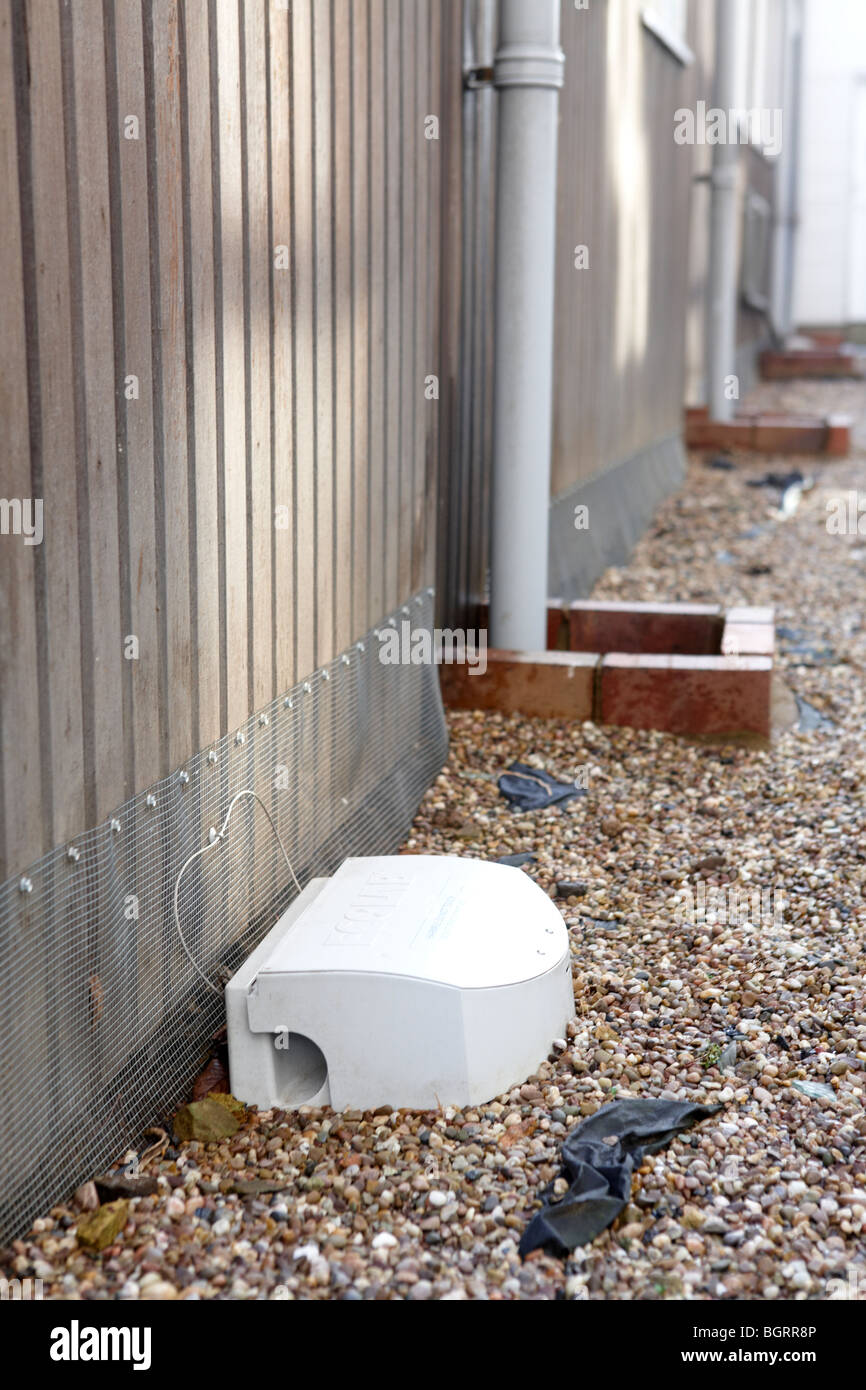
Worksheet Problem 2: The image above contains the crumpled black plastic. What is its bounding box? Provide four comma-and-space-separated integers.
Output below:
519, 1097, 723, 1257
498, 762, 587, 812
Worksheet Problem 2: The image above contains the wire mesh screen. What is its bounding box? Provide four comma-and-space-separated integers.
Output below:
0, 589, 447, 1244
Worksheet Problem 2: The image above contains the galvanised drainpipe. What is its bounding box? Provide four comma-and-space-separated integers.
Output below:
770, 0, 803, 341
489, 0, 564, 652
707, 0, 741, 422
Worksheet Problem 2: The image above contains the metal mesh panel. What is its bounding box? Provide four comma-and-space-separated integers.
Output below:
0, 589, 447, 1244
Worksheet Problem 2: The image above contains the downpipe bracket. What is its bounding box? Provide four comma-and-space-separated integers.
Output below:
464, 65, 494, 90
494, 43, 565, 90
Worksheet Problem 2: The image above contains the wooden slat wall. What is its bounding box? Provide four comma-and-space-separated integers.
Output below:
434, 0, 474, 630
683, 0, 716, 408
0, 0, 42, 880
735, 143, 777, 357
683, 2, 780, 405
551, 0, 698, 500
0, 0, 461, 885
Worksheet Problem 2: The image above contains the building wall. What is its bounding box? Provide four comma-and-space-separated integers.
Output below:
547, 0, 698, 598
684, 0, 786, 407
683, 0, 716, 406
435, 0, 495, 630
0, 0, 463, 885
794, 0, 866, 327
552, 0, 695, 500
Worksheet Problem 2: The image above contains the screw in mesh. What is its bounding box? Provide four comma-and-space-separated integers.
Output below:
208, 827, 219, 844
303, 682, 311, 694
356, 640, 365, 653
415, 595, 423, 606
66, 846, 81, 862
146, 794, 157, 808
208, 750, 218, 764
401, 606, 410, 617
18, 877, 33, 894
178, 770, 189, 784
341, 654, 350, 666
321, 669, 330, 682
284, 697, 293, 709
110, 818, 122, 833
426, 586, 434, 596
235, 731, 245, 745
259, 713, 269, 726
387, 616, 396, 627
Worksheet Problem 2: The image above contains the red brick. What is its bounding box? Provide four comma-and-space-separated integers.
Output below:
440, 649, 597, 720
568, 600, 722, 655
752, 418, 827, 452
547, 604, 570, 649
760, 349, 860, 379
808, 330, 845, 347
684, 408, 847, 456
684, 415, 754, 449
600, 654, 772, 737
825, 414, 852, 458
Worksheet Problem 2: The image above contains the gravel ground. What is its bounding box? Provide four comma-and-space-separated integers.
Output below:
4, 376, 866, 1301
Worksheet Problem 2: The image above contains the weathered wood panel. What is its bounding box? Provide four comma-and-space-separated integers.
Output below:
112, 0, 160, 797
312, 0, 334, 668
25, 0, 85, 845
290, 0, 316, 681
214, 0, 248, 734
349, 0, 370, 639
182, 0, 221, 752
383, 0, 400, 613
367, 0, 386, 628
243, 0, 273, 713
151, 0, 192, 773
0, 0, 460, 885
433, 0, 467, 626
68, 0, 125, 828
333, 0, 353, 656
269, 0, 294, 695
0, 0, 44, 1129
552, 0, 698, 498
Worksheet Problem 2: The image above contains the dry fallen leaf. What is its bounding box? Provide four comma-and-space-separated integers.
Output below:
499, 1118, 537, 1151
192, 1053, 229, 1101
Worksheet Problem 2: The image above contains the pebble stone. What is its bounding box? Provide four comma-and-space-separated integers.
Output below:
3, 376, 866, 1300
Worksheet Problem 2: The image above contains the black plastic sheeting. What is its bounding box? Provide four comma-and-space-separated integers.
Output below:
519, 1098, 723, 1257
498, 762, 587, 812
